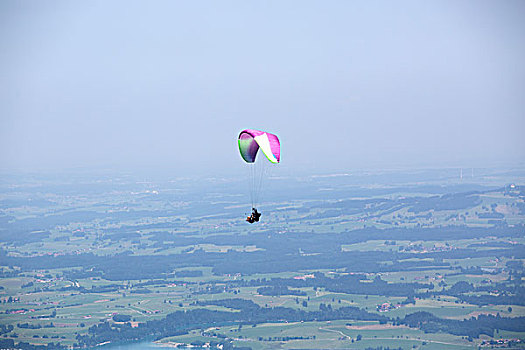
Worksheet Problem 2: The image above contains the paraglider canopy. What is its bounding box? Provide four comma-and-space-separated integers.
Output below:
238, 129, 280, 164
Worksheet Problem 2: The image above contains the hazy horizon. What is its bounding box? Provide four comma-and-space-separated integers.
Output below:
2, 1, 524, 174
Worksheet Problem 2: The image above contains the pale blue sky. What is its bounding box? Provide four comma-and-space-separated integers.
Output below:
1, 1, 524, 174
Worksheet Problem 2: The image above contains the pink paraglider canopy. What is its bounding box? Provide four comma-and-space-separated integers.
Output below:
238, 129, 280, 163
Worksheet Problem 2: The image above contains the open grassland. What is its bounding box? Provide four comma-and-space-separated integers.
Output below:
161, 320, 480, 349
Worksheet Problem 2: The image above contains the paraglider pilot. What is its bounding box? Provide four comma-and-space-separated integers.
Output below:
246, 208, 261, 223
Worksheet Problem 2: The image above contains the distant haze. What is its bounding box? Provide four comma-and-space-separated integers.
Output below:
1, 1, 524, 174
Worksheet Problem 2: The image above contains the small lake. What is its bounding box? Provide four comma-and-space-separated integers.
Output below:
88, 341, 175, 349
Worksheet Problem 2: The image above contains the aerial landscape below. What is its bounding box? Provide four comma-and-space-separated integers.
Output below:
0, 167, 524, 349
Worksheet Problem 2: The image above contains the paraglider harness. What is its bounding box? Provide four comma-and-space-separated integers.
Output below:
246, 208, 261, 224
